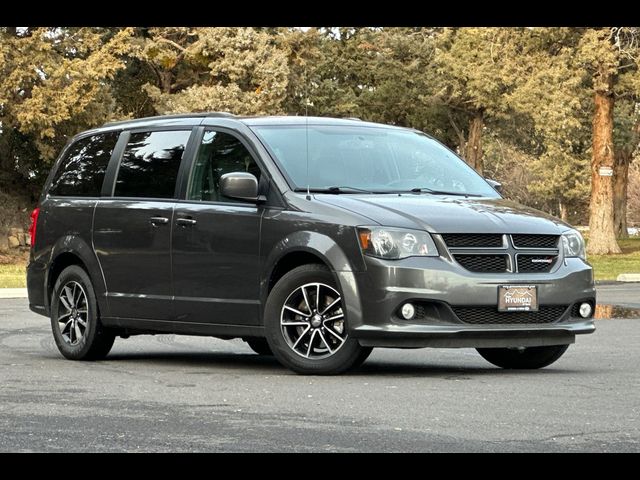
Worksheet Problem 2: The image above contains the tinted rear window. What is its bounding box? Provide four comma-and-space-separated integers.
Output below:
114, 130, 191, 199
49, 132, 119, 197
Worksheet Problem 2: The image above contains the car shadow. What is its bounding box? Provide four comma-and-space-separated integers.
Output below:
104, 350, 282, 371
354, 361, 582, 377
100, 350, 583, 377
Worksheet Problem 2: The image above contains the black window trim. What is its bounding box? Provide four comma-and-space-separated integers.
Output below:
177, 126, 205, 200
102, 130, 130, 197
106, 126, 199, 200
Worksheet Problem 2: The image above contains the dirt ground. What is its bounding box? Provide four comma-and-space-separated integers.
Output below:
0, 248, 29, 266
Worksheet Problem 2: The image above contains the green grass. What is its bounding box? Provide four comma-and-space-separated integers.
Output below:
0, 263, 26, 288
589, 238, 640, 281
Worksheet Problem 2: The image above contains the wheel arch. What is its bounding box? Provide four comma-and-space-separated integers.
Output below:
261, 231, 364, 329
45, 236, 108, 317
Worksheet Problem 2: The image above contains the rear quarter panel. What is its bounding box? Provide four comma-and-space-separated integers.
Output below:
33, 198, 108, 316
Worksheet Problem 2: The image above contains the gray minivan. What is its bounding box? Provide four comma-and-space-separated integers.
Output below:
27, 113, 595, 374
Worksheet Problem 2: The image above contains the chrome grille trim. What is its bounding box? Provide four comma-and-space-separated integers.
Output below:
440, 233, 561, 274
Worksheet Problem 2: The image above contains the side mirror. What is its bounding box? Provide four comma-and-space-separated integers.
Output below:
219, 172, 266, 203
485, 178, 502, 193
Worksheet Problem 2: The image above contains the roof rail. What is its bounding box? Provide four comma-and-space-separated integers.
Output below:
343, 117, 362, 121
103, 111, 236, 127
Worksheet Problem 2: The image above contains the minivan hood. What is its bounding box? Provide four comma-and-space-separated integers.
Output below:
315, 194, 571, 234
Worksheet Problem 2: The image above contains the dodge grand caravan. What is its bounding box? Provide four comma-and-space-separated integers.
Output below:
27, 113, 596, 375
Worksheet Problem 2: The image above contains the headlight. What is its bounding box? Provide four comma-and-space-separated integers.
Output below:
562, 230, 586, 260
357, 227, 438, 259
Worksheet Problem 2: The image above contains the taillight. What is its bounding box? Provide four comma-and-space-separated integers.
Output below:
29, 207, 40, 248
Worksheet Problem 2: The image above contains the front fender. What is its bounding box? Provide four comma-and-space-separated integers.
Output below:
261, 229, 365, 331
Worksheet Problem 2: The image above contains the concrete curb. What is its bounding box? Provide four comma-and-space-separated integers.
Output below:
616, 274, 640, 282
0, 288, 28, 299
595, 280, 640, 285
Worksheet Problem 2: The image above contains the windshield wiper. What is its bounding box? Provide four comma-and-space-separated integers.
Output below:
327, 186, 378, 194
409, 187, 482, 197
294, 186, 382, 194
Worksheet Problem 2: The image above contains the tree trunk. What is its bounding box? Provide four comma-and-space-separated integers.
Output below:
159, 70, 173, 94
448, 112, 466, 158
587, 72, 622, 255
614, 149, 631, 239
465, 111, 484, 175
559, 200, 569, 223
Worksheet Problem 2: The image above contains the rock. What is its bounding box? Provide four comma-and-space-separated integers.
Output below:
8, 236, 20, 248
26, 233, 31, 246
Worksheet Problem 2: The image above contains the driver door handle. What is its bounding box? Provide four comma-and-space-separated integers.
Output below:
149, 216, 169, 226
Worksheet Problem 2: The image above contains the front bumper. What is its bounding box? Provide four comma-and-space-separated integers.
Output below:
342, 255, 596, 349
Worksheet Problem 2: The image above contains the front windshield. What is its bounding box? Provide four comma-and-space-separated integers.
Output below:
251, 124, 499, 197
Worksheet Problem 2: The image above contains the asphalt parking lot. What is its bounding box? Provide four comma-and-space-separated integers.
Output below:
596, 283, 640, 309
1, 292, 639, 452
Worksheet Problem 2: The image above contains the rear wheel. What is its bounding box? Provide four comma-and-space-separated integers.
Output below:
50, 265, 115, 360
264, 264, 372, 375
476, 345, 569, 369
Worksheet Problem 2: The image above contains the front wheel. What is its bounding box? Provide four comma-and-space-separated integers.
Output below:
264, 264, 372, 375
244, 338, 273, 356
476, 345, 569, 369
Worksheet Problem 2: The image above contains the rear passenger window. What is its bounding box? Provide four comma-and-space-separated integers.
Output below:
114, 130, 191, 199
49, 132, 119, 197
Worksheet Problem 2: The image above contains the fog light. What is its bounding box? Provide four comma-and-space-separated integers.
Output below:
400, 303, 416, 320
579, 303, 593, 318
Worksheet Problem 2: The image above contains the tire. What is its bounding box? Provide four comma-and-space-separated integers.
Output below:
351, 346, 373, 369
244, 337, 273, 356
50, 265, 115, 360
476, 345, 570, 369
264, 264, 372, 375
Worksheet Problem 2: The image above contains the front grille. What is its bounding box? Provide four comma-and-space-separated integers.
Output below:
517, 254, 558, 273
442, 234, 503, 248
445, 233, 560, 274
454, 254, 508, 273
452, 305, 568, 324
571, 303, 581, 318
512, 234, 559, 249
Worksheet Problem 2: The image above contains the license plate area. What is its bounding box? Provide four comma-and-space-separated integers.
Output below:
498, 285, 538, 312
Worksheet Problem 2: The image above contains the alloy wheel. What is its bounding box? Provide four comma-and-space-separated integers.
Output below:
280, 282, 347, 359
57, 281, 88, 346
